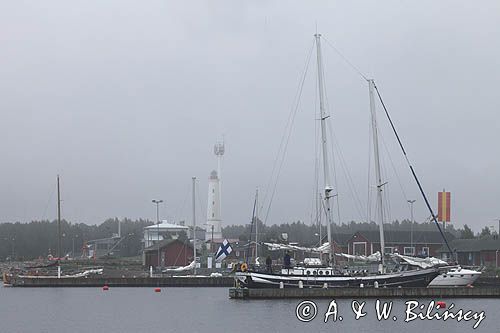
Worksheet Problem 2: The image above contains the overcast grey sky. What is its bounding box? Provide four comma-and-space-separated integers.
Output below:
1, 1, 499, 232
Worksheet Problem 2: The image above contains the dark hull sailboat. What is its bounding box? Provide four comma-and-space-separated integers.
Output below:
235, 267, 440, 289
234, 34, 455, 290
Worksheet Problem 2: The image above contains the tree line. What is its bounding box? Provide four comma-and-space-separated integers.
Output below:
0, 218, 151, 261
223, 219, 486, 246
0, 217, 489, 261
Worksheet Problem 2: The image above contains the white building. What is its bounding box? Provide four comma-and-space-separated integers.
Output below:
205, 141, 224, 241
143, 220, 189, 248
206, 170, 222, 240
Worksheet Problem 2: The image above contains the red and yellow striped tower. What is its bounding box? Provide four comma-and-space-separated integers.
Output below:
438, 190, 451, 229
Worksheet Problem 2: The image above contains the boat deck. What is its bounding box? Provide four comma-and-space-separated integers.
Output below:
229, 286, 500, 299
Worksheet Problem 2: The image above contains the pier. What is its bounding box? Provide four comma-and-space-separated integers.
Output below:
229, 287, 500, 299
6, 276, 234, 287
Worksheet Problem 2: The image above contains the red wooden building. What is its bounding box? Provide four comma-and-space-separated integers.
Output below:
143, 239, 194, 268
347, 230, 456, 258
437, 238, 500, 266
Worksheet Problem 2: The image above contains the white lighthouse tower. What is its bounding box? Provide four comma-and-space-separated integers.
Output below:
206, 142, 224, 241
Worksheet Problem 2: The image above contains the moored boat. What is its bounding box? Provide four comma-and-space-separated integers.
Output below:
428, 267, 481, 287
234, 33, 458, 289
235, 266, 439, 288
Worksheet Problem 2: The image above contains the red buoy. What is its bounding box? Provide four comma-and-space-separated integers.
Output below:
102, 285, 109, 291
154, 288, 161, 293
436, 301, 446, 309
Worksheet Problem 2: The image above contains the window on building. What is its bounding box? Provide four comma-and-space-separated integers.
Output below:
353, 242, 367, 256
404, 247, 415, 255
384, 247, 394, 254
422, 247, 430, 256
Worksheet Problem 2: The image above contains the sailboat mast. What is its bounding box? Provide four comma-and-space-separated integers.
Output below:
57, 175, 61, 259
314, 34, 334, 266
318, 192, 322, 259
192, 177, 197, 275
255, 188, 259, 260
368, 79, 386, 270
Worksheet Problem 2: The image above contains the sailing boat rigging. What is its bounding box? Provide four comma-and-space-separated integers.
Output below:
368, 79, 386, 273
235, 33, 443, 288
315, 33, 334, 268
245, 189, 259, 265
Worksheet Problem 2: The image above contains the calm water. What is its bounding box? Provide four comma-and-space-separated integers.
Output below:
0, 286, 495, 333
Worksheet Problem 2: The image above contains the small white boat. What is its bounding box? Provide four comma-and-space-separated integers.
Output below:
162, 260, 196, 273
428, 267, 481, 287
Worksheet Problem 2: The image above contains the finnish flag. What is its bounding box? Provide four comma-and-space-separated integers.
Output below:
215, 239, 233, 262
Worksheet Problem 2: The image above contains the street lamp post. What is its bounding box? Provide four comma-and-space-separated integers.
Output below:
72, 235, 79, 258
192, 177, 197, 276
62, 233, 66, 257
152, 199, 164, 271
408, 200, 416, 253
8, 237, 15, 261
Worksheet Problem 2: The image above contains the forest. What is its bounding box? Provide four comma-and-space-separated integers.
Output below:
0, 217, 486, 261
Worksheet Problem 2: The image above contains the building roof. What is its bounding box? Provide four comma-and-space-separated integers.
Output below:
144, 221, 189, 231
143, 239, 193, 252
315, 233, 352, 246
206, 238, 240, 244
437, 238, 500, 253
331, 233, 353, 245
352, 230, 455, 244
